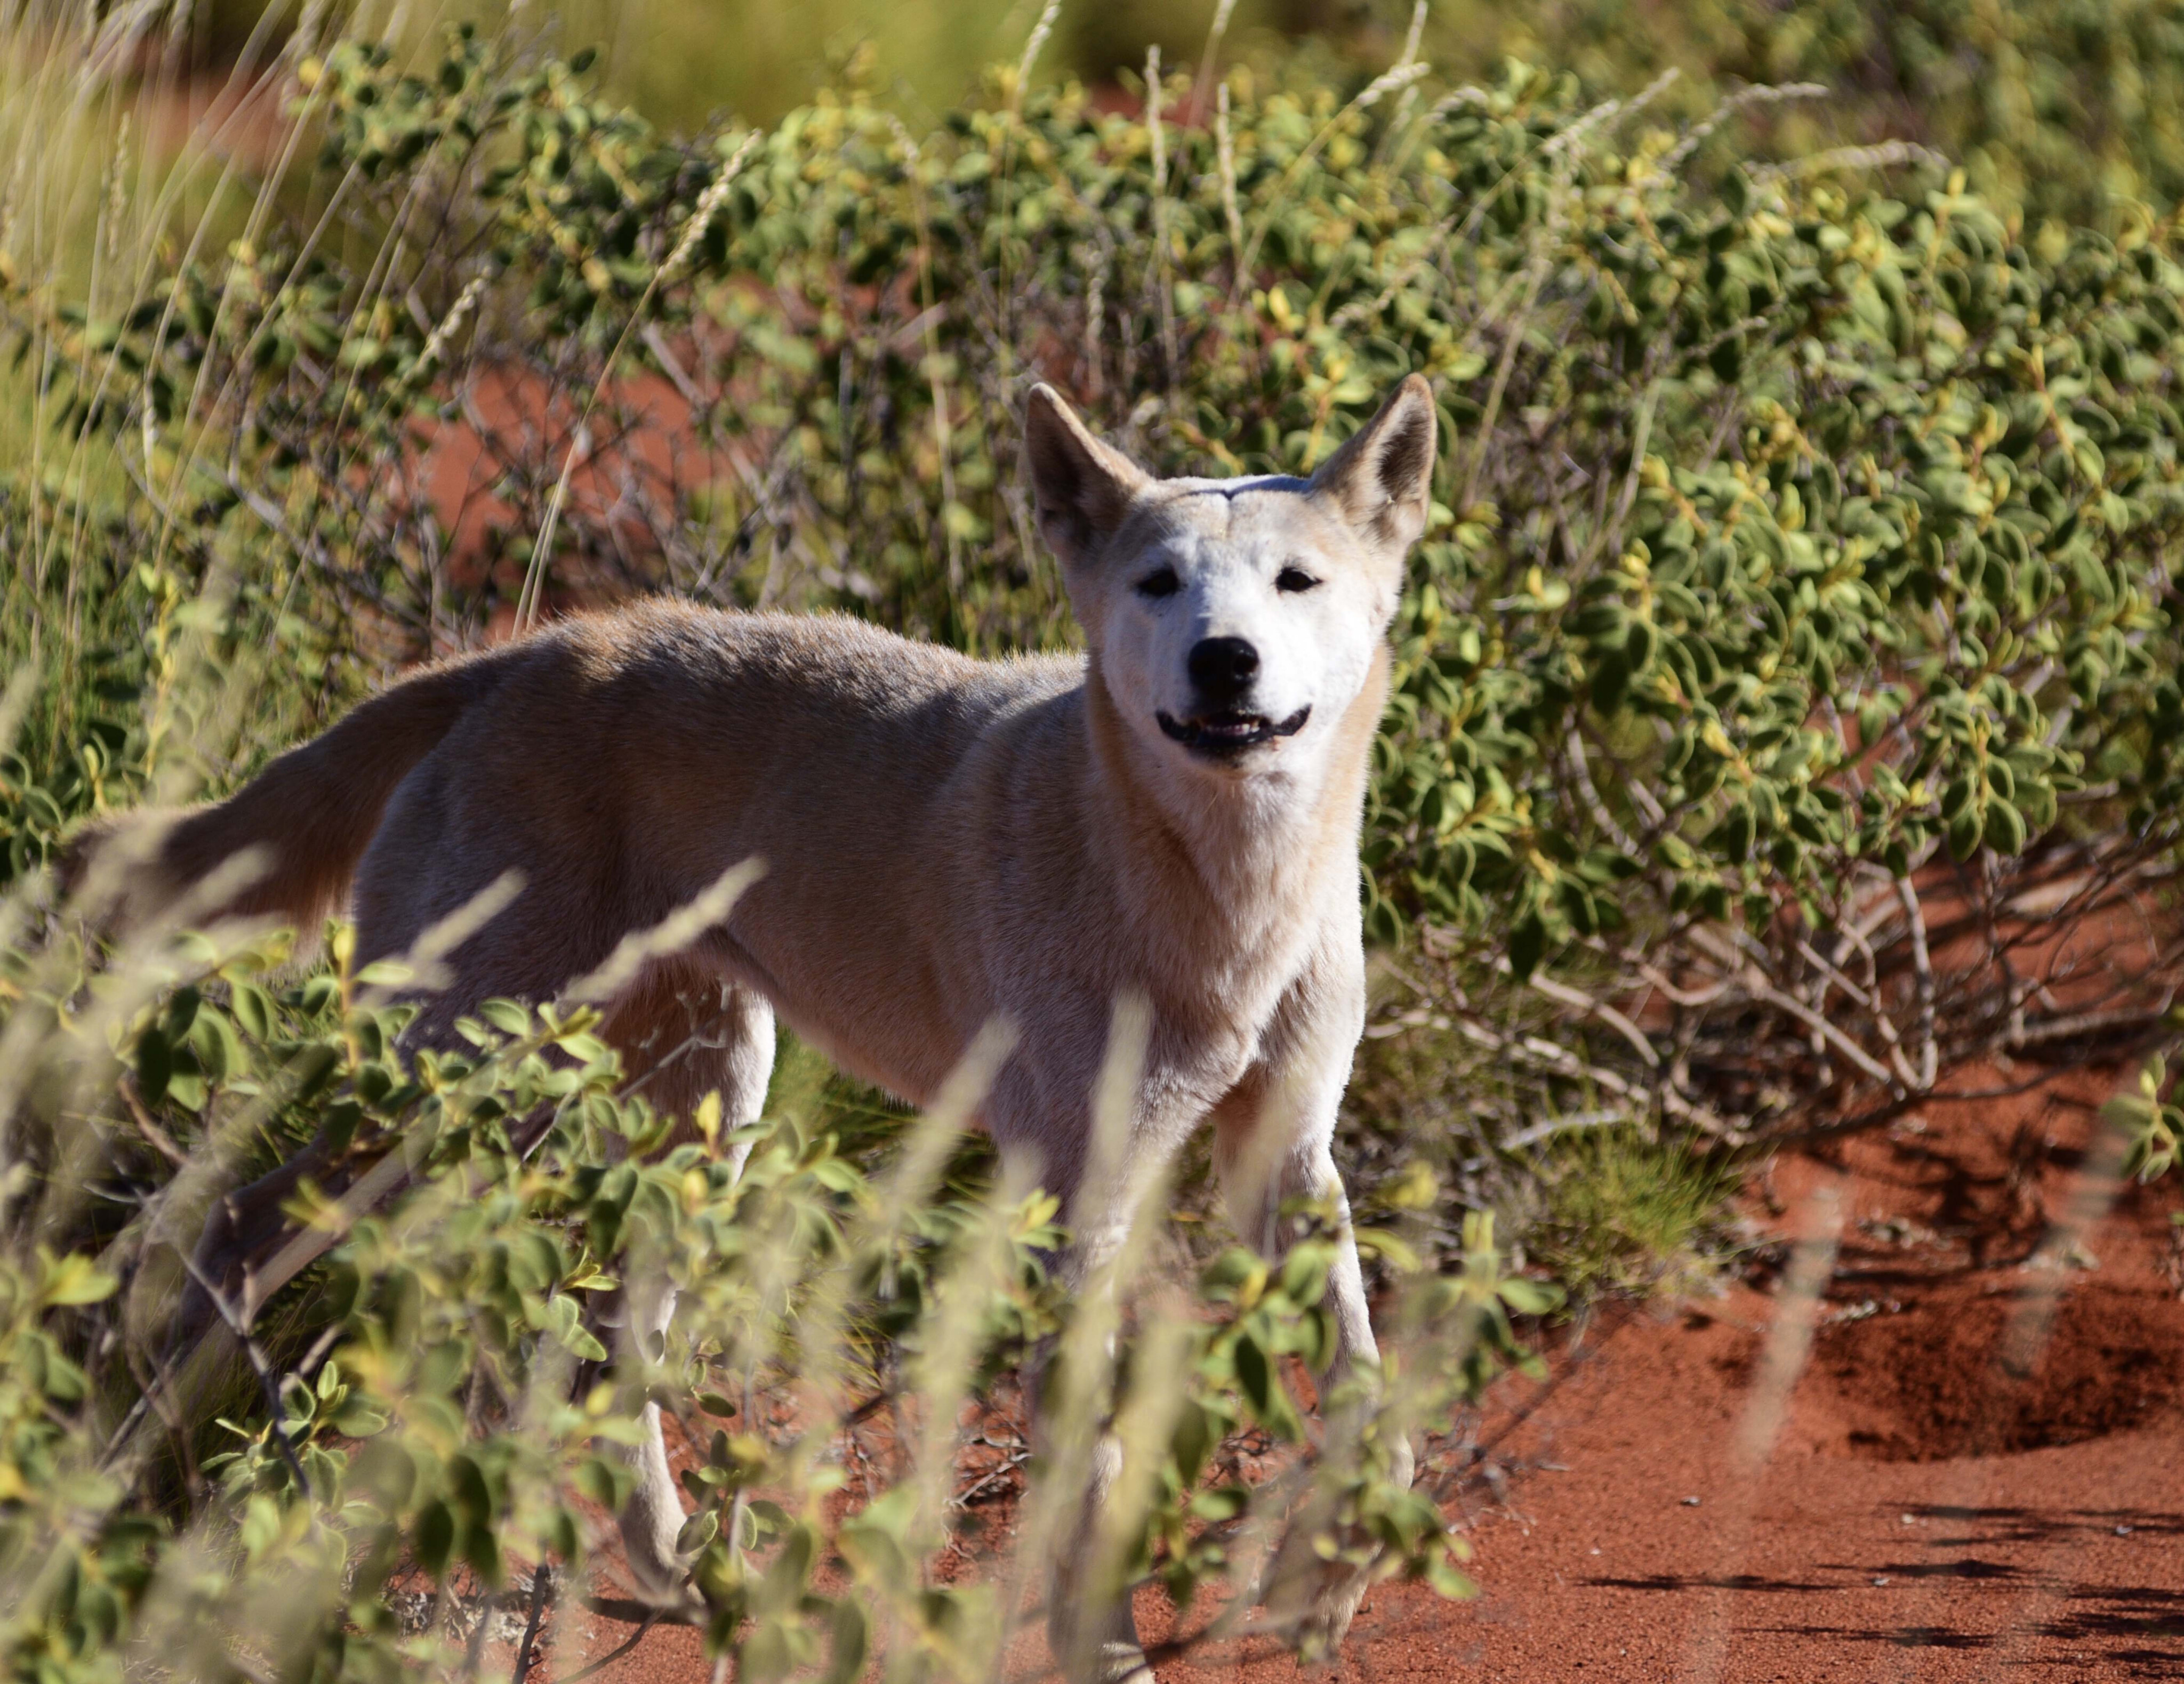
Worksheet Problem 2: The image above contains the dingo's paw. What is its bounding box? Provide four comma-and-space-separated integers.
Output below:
1043, 1590, 1153, 1684
1387, 1432, 1416, 1493
1262, 1432, 1416, 1661
1050, 1591, 1155, 1684
1295, 1559, 1375, 1662
1094, 1639, 1157, 1684
1259, 1536, 1376, 1662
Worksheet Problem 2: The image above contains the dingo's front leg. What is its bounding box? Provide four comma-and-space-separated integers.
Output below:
1231, 1131, 1413, 1654
1037, 1182, 1168, 1684
1211, 971, 1412, 1656
1211, 962, 1390, 1399
1030, 1059, 1206, 1684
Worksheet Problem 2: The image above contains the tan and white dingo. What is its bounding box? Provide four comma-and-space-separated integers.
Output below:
76, 374, 1439, 1681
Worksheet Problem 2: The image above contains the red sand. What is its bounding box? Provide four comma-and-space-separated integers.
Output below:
1142, 1063, 2184, 1682
520, 1060, 2184, 1681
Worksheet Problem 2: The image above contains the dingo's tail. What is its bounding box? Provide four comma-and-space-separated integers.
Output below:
65, 653, 501, 931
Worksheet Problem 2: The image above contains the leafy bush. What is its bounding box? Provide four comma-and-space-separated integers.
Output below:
188, 0, 2184, 232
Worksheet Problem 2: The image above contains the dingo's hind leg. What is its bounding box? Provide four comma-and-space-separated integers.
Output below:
604, 965, 778, 1174
600, 968, 776, 1605
1046, 1432, 1158, 1683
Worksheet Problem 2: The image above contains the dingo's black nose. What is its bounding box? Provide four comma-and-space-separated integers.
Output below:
1188, 636, 1259, 704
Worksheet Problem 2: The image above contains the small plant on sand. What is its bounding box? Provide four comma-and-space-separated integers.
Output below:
1529, 1127, 1741, 1301
2109, 1045, 2184, 1183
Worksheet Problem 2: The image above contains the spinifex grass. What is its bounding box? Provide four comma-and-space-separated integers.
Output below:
1531, 1126, 1741, 1302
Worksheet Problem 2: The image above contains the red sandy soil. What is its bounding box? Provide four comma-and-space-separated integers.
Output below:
1140, 1061, 2184, 1683
504, 1058, 2184, 1683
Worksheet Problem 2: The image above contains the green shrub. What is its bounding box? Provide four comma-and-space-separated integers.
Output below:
179, 0, 2184, 232
1418, 0, 2184, 231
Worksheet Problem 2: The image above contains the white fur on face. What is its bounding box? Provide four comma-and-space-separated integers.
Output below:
1088, 479, 1402, 784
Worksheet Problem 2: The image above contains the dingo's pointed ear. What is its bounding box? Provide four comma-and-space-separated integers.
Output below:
1310, 374, 1438, 556
1024, 383, 1149, 565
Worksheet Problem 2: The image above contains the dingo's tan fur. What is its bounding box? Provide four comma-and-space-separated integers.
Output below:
77, 375, 1439, 1681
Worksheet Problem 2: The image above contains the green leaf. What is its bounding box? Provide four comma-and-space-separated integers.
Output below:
1508, 912, 1548, 982
822, 1598, 869, 1684
1424, 1551, 1479, 1599
464, 1519, 503, 1586
676, 1506, 720, 1554
1233, 1333, 1272, 1416
1278, 1244, 1330, 1307
230, 981, 275, 1041
414, 1500, 454, 1575
135, 1025, 172, 1104
189, 1008, 244, 1084
41, 1252, 118, 1307
1985, 799, 2028, 855
1497, 1276, 1564, 1315
1354, 1227, 1424, 1273
1190, 1484, 1250, 1522
479, 998, 530, 1035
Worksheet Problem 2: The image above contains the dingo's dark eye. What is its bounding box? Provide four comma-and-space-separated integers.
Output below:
1135, 566, 1181, 600
1276, 565, 1321, 593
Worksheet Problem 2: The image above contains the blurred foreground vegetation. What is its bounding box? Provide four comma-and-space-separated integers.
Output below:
1, 1, 2180, 1678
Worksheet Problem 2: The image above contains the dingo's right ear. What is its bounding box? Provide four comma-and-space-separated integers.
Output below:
1024, 384, 1149, 566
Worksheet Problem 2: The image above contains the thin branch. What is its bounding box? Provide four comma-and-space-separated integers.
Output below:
117, 1075, 188, 1165
175, 1253, 312, 1494
1896, 876, 1938, 1088
512, 1567, 555, 1683
1522, 969, 1660, 1070
1687, 926, 1905, 1092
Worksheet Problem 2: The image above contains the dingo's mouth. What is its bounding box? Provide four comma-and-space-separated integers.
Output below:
1157, 706, 1311, 757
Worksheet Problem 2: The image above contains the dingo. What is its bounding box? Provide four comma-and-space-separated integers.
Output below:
77, 375, 1439, 1681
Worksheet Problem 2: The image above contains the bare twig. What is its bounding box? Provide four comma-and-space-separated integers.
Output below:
1896, 876, 1938, 1089
1215, 85, 1244, 278
1659, 82, 1830, 173
174, 1253, 312, 1494
511, 1565, 555, 1683
1009, 0, 1062, 118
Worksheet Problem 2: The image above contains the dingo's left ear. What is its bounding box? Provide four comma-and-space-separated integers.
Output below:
1310, 374, 1438, 556
1024, 383, 1150, 567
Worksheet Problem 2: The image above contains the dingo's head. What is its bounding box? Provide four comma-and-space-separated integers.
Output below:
1025, 375, 1437, 783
